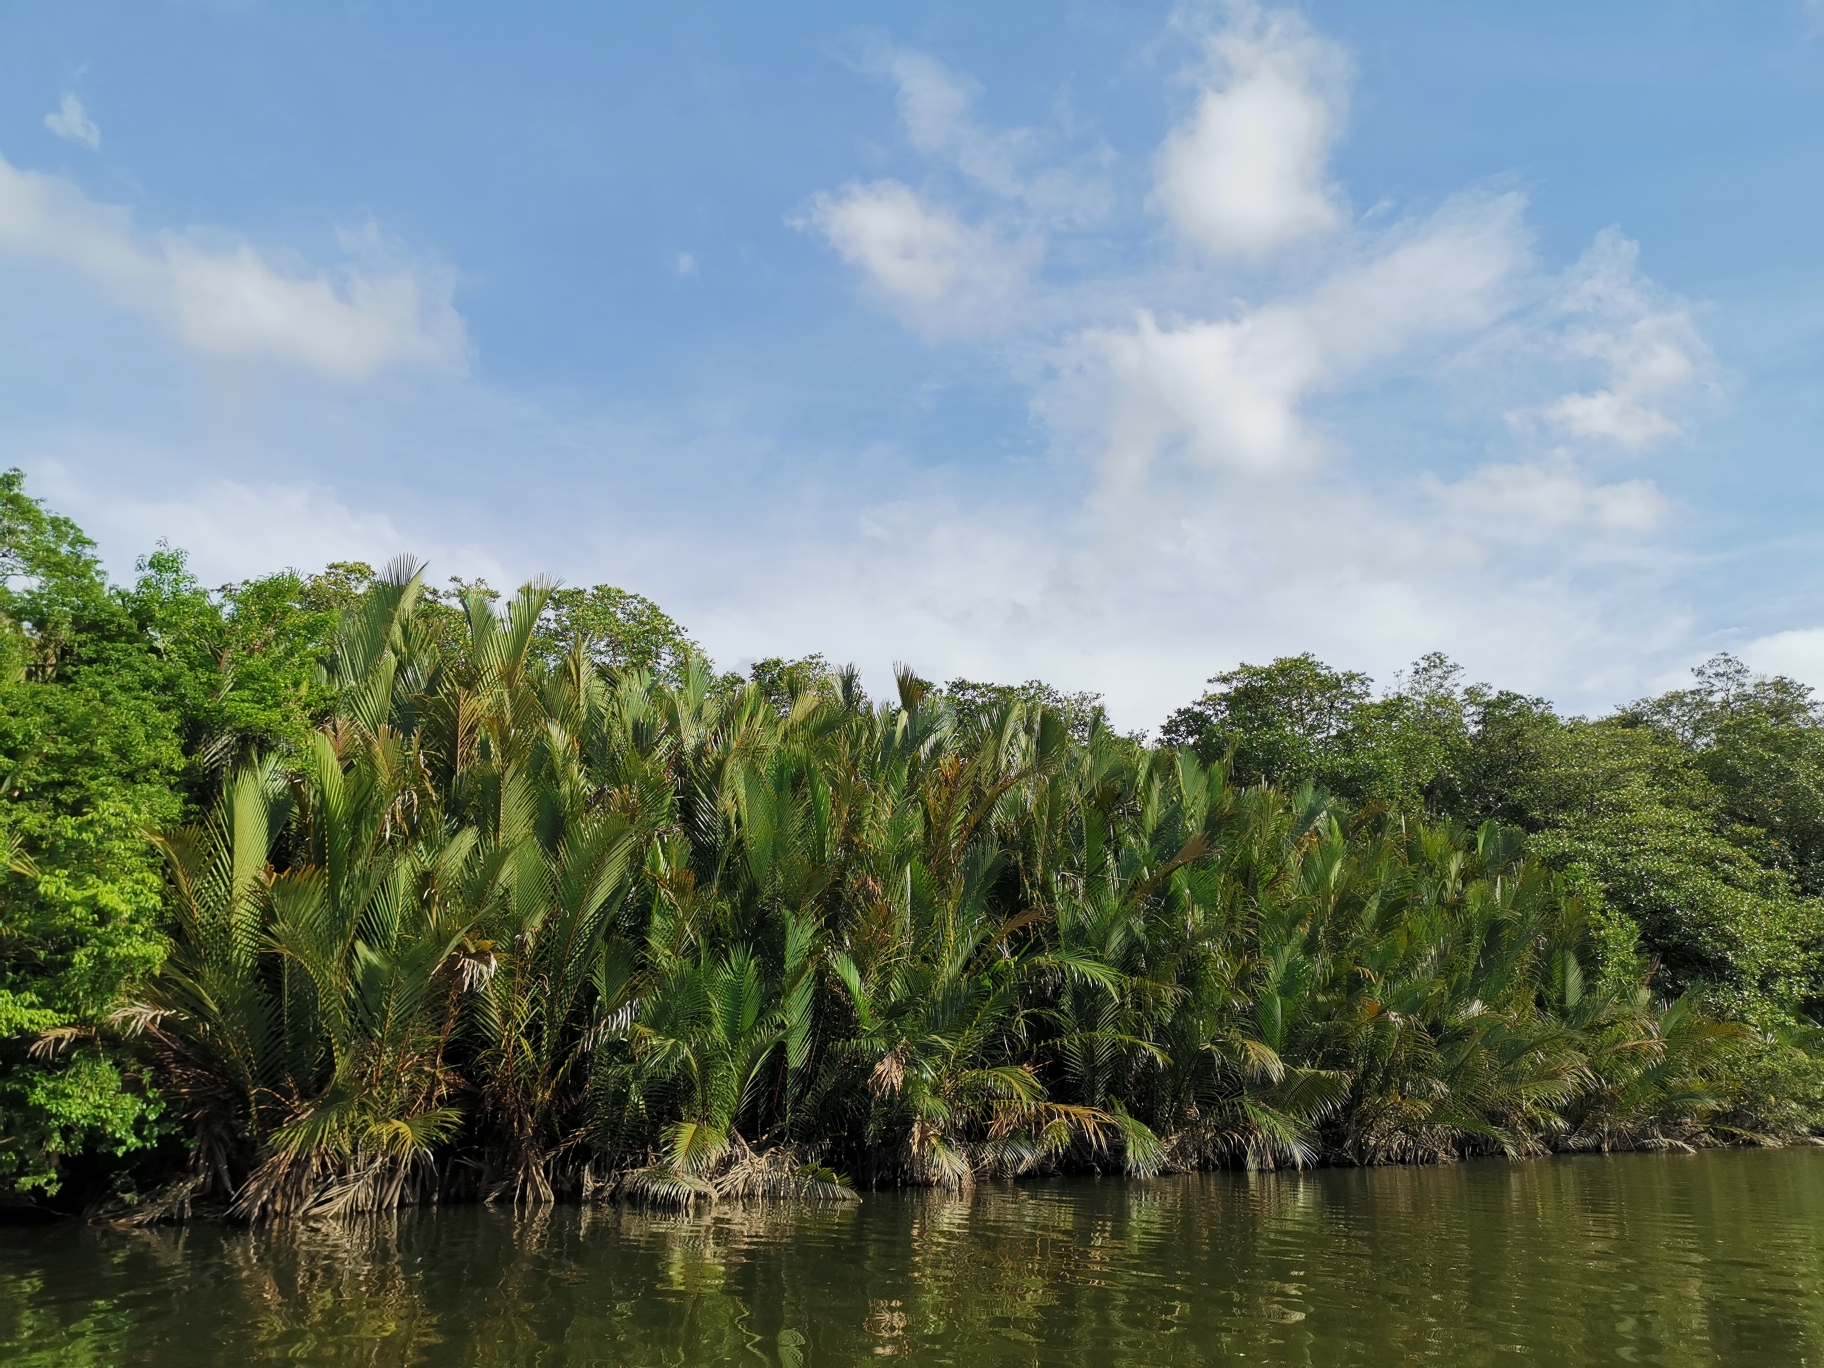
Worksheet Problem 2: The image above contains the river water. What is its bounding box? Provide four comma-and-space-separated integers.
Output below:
4, 1148, 1822, 1365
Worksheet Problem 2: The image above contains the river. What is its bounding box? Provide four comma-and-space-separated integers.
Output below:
4, 1148, 1822, 1365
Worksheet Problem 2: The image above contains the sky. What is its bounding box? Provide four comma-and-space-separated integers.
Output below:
2, 1, 1823, 730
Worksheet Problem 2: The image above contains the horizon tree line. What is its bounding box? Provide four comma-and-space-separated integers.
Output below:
1, 470, 1820, 1217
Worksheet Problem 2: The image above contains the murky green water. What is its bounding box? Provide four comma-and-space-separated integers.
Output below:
5, 1149, 1824, 1365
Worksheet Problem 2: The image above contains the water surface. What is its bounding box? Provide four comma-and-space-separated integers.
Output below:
5, 1149, 1823, 1365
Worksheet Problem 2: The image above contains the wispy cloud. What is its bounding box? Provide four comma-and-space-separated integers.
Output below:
1080, 191, 1531, 484
1428, 459, 1669, 538
874, 45, 1112, 223
1744, 625, 1824, 682
30, 464, 505, 585
44, 93, 100, 150
800, 180, 1039, 339
1, 4, 1732, 727
0, 154, 464, 378
1542, 229, 1710, 449
783, 2, 1718, 719
888, 50, 1029, 198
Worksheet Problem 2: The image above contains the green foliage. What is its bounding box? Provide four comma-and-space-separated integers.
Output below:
123, 545, 342, 793
1630, 655, 1824, 897
1162, 653, 1378, 792
0, 472, 183, 1193
1161, 649, 1824, 1025
0, 472, 338, 1197
0, 1047, 165, 1194
539, 584, 705, 686
110, 579, 1813, 1220
1476, 712, 1817, 1018
941, 677, 1105, 742
2, 470, 1821, 1211
1160, 651, 1473, 812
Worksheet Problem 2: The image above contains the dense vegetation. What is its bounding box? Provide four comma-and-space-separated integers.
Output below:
1, 471, 1821, 1219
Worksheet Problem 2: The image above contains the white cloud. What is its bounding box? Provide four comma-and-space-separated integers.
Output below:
799, 46, 1111, 342
1543, 228, 1710, 449
874, 45, 1111, 224
1742, 627, 1824, 690
32, 463, 506, 589
662, 466, 1683, 728
800, 180, 1038, 338
1, 4, 1741, 731
1078, 192, 1530, 481
1150, 1, 1348, 257
158, 239, 461, 376
676, 251, 697, 276
889, 50, 1028, 199
0, 153, 463, 378
785, 6, 1717, 722
44, 93, 100, 150
1428, 459, 1668, 537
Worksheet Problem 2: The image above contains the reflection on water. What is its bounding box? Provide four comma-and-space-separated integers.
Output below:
4, 1149, 1824, 1365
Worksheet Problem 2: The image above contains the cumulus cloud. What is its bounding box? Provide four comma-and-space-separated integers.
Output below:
799, 43, 1121, 339
0, 153, 463, 378
44, 93, 100, 149
801, 180, 1038, 338
1150, 1, 1348, 257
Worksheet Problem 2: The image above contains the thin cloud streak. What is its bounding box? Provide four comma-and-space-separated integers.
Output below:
0, 154, 465, 378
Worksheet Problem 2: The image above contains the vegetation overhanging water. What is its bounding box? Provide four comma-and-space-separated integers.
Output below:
2, 469, 1823, 1220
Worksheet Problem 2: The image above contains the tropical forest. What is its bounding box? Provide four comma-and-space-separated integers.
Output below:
3, 468, 1823, 1222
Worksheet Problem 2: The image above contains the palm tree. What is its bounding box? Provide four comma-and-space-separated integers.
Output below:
112, 566, 1792, 1220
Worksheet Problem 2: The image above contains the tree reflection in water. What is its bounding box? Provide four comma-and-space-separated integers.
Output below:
4, 1150, 1824, 1365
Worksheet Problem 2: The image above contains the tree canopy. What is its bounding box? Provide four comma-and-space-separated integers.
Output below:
0, 471, 1820, 1215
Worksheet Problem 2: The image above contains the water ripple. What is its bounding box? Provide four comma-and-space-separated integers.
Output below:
3, 1149, 1823, 1365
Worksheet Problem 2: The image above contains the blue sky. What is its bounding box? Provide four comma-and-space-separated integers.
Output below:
3, 1, 1822, 728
